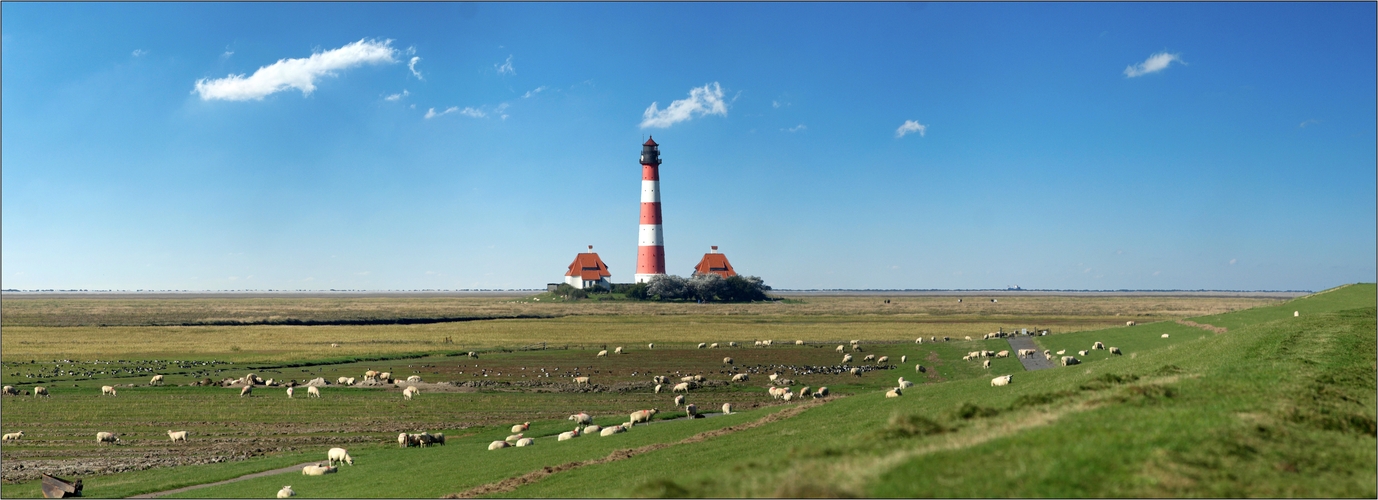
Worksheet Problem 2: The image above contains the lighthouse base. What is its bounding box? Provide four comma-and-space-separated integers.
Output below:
634, 273, 666, 284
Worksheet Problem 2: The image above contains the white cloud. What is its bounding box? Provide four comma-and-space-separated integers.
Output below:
496, 55, 514, 75
425, 106, 485, 119
132, 49, 147, 57
784, 124, 806, 133
384, 90, 409, 101
522, 86, 547, 98
221, 51, 234, 58
1124, 51, 1183, 78
1229, 258, 1237, 265
408, 56, 423, 80
1299, 119, 1320, 128
640, 82, 728, 129
193, 38, 398, 101
895, 120, 927, 138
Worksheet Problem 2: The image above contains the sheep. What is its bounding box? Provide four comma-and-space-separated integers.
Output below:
2, 386, 16, 396
885, 387, 902, 398
488, 440, 510, 450
729, 341, 738, 347
432, 433, 445, 445
722, 403, 733, 414
96, 432, 119, 444
574, 376, 591, 385
398, 433, 411, 447
697, 343, 707, 349
850, 339, 859, 346
101, 385, 117, 396
852, 345, 863, 352
1061, 356, 1080, 366
467, 352, 478, 358
1126, 321, 1137, 326
916, 364, 926, 373
345, 377, 356, 386
1294, 311, 1299, 317
709, 343, 718, 349
364, 370, 379, 382
34, 386, 48, 397
991, 375, 1013, 387
648, 343, 655, 349
1161, 334, 1170, 338
674, 394, 686, 406
768, 373, 780, 382
327, 447, 353, 466
753, 341, 762, 347
615, 346, 624, 354
630, 409, 658, 424
763, 340, 774, 347
402, 386, 418, 400
983, 360, 991, 369
278, 486, 296, 498
1056, 350, 1066, 356
654, 384, 663, 394
599, 425, 625, 437
898, 377, 913, 389
1109, 347, 1122, 355
515, 437, 535, 447
596, 350, 608, 357
302, 464, 337, 476
795, 340, 805, 345
2, 431, 24, 441
1043, 350, 1052, 360
380, 372, 392, 382
782, 392, 794, 402
505, 433, 524, 443
407, 375, 422, 383
965, 336, 972, 341
723, 357, 733, 365
150, 375, 165, 386
557, 428, 581, 441
511, 422, 530, 433
836, 345, 845, 353
813, 387, 830, 398
731, 373, 749, 382
332, 343, 340, 348
653, 375, 669, 384
582, 424, 602, 434
916, 337, 924, 344
240, 386, 252, 397
1093, 342, 1106, 350
411, 433, 435, 447
983, 350, 996, 357
863, 354, 876, 362
877, 356, 889, 364
799, 386, 813, 398
842, 354, 854, 364
672, 382, 690, 393
995, 351, 1009, 359
569, 413, 593, 425
285, 387, 294, 399
337, 377, 349, 385
1078, 350, 1088, 356
167, 430, 188, 442
900, 355, 907, 363
685, 403, 698, 418
308, 386, 321, 398
850, 367, 862, 377
266, 379, 278, 387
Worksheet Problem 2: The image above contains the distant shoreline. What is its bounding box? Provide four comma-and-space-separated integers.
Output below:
1, 289, 1311, 299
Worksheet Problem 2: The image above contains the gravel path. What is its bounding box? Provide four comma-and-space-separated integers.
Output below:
127, 461, 322, 498
1007, 337, 1055, 371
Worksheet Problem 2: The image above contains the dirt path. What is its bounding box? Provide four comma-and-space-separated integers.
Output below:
443, 398, 833, 498
1007, 337, 1055, 371
126, 461, 321, 498
1176, 319, 1227, 334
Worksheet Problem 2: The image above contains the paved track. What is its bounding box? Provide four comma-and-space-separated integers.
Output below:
1007, 336, 1055, 371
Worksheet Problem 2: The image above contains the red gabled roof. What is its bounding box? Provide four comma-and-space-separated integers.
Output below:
565, 253, 611, 281
693, 252, 737, 278
644, 136, 658, 146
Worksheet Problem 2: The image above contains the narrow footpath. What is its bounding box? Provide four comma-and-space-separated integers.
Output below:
1007, 336, 1055, 371
127, 462, 322, 498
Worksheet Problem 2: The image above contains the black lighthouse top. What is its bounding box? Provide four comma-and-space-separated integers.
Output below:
640, 137, 662, 166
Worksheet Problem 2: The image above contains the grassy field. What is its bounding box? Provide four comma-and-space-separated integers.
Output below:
1, 288, 1368, 498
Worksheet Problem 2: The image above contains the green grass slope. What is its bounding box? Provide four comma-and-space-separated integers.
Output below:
493, 284, 1375, 498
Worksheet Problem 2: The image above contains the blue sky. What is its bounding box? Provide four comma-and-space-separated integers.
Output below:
3, 2, 1374, 291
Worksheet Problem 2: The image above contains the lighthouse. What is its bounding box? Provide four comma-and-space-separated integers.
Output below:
635, 137, 667, 283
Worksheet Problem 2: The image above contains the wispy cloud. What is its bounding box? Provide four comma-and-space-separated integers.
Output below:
496, 55, 514, 75
132, 49, 147, 57
384, 90, 409, 102
522, 86, 547, 98
221, 51, 234, 59
784, 124, 806, 133
408, 56, 423, 80
640, 82, 728, 129
895, 120, 927, 138
193, 38, 398, 101
425, 106, 485, 119
1299, 119, 1321, 128
1124, 51, 1183, 78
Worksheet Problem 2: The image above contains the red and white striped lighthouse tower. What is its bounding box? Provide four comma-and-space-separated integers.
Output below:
635, 137, 667, 283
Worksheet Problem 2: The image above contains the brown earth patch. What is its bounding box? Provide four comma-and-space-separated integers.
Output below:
1175, 319, 1227, 334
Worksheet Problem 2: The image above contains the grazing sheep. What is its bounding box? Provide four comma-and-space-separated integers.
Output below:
995, 351, 1009, 359
308, 386, 321, 398
842, 354, 854, 364
1061, 356, 1080, 366
799, 386, 813, 398
1093, 342, 1105, 350
615, 346, 624, 354
674, 395, 686, 406
240, 386, 252, 397
488, 440, 510, 450
302, 464, 337, 476
731, 374, 749, 382
345, 377, 356, 386
433, 433, 445, 445
630, 409, 658, 424
407, 375, 422, 383
398, 433, 410, 448
898, 377, 913, 389
836, 345, 845, 353
753, 341, 762, 347
327, 447, 353, 466
729, 341, 738, 347
965, 336, 972, 341
722, 403, 733, 415
723, 357, 733, 365
916, 365, 926, 373
167, 430, 188, 442
850, 367, 862, 377
332, 343, 340, 348
654, 384, 663, 394
467, 352, 478, 358
648, 343, 655, 349
709, 343, 718, 349
983, 360, 991, 369
278, 486, 296, 498
991, 375, 1013, 387
885, 388, 902, 398
1078, 350, 1088, 356
877, 356, 890, 364
286, 387, 294, 398
102, 386, 117, 396
2, 386, 17, 396
852, 345, 863, 352
96, 432, 119, 444
685, 403, 698, 418
697, 343, 707, 349
150, 375, 165, 386
796, 340, 805, 345
813, 387, 830, 398
900, 355, 907, 363
1161, 334, 1170, 338
512, 422, 530, 433
672, 382, 690, 393
34, 386, 48, 397
337, 377, 349, 385
1126, 321, 1137, 326
569, 413, 593, 425
596, 350, 608, 357
364, 370, 379, 382
402, 386, 418, 400
557, 428, 581, 441
515, 437, 534, 447
863, 354, 876, 362
916, 337, 924, 344
2, 431, 24, 441
850, 339, 859, 346
763, 340, 774, 346
782, 392, 794, 402
574, 376, 591, 385
1110, 347, 1122, 355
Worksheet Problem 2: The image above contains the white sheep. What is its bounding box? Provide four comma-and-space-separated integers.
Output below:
1162, 334, 1170, 338
557, 428, 581, 441
674, 395, 685, 406
2, 431, 24, 441
850, 367, 862, 377
863, 354, 875, 362
96, 432, 119, 444
885, 387, 902, 398
630, 409, 657, 424
286, 387, 294, 398
398, 433, 410, 447
1294, 311, 1299, 317
731, 374, 749, 382
754, 341, 763, 347
768, 373, 780, 382
574, 376, 591, 385
723, 357, 733, 365
983, 359, 991, 369
877, 356, 889, 364
1093, 342, 1105, 350
505, 433, 524, 443
813, 387, 829, 398
240, 386, 252, 397
34, 387, 48, 397
488, 440, 510, 450
722, 403, 732, 415
648, 343, 655, 349
150, 375, 165, 386
1109, 347, 1122, 355
900, 355, 907, 363
836, 345, 845, 353
407, 375, 422, 383
1078, 350, 1088, 356
898, 377, 913, 389
308, 386, 321, 398
167, 430, 188, 442
337, 377, 349, 385
569, 413, 593, 425
729, 341, 738, 347
685, 403, 698, 418
302, 464, 337, 476
916, 364, 926, 373
1061, 356, 1080, 366
1056, 350, 1066, 356
995, 351, 1009, 359
965, 336, 972, 341
511, 422, 530, 433
1126, 321, 1137, 326
842, 354, 853, 364
278, 486, 296, 498
327, 447, 353, 466
598, 425, 622, 436
697, 343, 707, 349
850, 339, 859, 346
991, 375, 1012, 387
2, 386, 17, 396
672, 382, 690, 393
515, 437, 534, 447
596, 350, 608, 357
795, 340, 804, 345
102, 385, 117, 396
710, 343, 718, 349
782, 392, 794, 402
654, 384, 663, 394
615, 346, 624, 354
916, 337, 924, 344
402, 386, 418, 400
380, 372, 392, 382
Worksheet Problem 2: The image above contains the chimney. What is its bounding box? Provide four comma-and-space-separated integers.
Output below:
711, 246, 718, 253
588, 245, 594, 252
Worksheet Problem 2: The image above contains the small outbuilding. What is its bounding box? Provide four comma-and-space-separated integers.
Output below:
564, 246, 612, 290
692, 246, 737, 278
